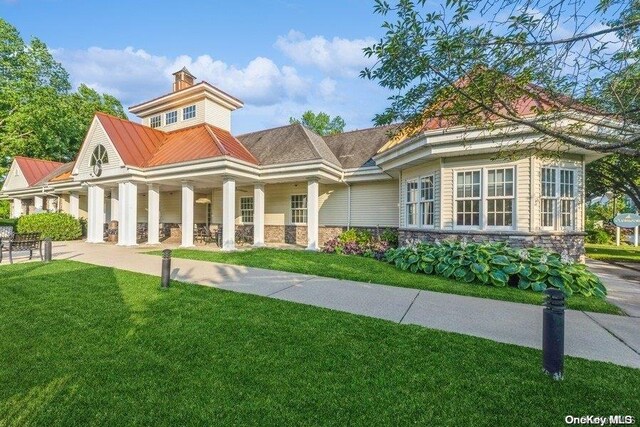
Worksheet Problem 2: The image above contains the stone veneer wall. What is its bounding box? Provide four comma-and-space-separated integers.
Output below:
398, 229, 586, 261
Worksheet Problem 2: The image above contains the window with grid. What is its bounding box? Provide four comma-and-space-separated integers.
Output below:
183, 105, 196, 120
420, 176, 434, 226
559, 169, 575, 228
150, 115, 162, 128
455, 171, 481, 226
487, 168, 514, 227
540, 168, 557, 228
290, 195, 307, 224
240, 197, 254, 224
406, 180, 419, 226
165, 110, 177, 125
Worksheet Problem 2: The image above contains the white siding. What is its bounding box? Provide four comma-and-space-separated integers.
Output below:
204, 99, 232, 131
319, 184, 348, 226
75, 121, 123, 180
1, 161, 29, 191
141, 99, 206, 132
350, 180, 399, 227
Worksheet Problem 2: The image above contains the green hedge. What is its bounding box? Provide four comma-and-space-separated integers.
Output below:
17, 212, 83, 241
0, 218, 18, 229
385, 240, 606, 298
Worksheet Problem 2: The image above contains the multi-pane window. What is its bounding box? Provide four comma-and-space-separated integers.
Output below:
90, 145, 108, 166
240, 197, 254, 224
456, 171, 481, 226
183, 105, 196, 120
150, 115, 162, 128
406, 180, 419, 226
560, 170, 575, 228
420, 176, 435, 226
165, 110, 177, 125
540, 167, 576, 230
486, 168, 514, 227
291, 195, 307, 224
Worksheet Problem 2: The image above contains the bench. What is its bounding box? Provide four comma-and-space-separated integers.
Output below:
0, 232, 43, 264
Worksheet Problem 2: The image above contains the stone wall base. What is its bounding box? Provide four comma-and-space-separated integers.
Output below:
398, 229, 586, 261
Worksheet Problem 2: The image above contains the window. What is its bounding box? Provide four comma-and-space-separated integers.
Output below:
406, 180, 419, 226
150, 115, 162, 128
291, 195, 307, 224
540, 167, 576, 230
183, 104, 196, 120
240, 197, 254, 224
165, 110, 177, 125
455, 171, 481, 227
486, 168, 514, 227
420, 176, 435, 226
90, 145, 108, 166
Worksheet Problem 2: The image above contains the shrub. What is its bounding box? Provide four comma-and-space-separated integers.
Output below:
323, 228, 398, 258
385, 240, 606, 299
0, 218, 17, 229
17, 212, 83, 241
585, 220, 612, 244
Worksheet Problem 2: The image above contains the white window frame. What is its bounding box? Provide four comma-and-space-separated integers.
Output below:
150, 115, 162, 128
540, 166, 577, 231
420, 175, 435, 228
454, 169, 482, 229
485, 167, 516, 230
405, 179, 419, 227
240, 196, 254, 224
165, 110, 178, 125
183, 104, 196, 121
290, 194, 307, 225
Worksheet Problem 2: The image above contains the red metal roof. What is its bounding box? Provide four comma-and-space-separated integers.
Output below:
14, 156, 64, 186
95, 113, 258, 168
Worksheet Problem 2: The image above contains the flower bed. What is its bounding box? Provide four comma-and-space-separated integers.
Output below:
322, 228, 398, 260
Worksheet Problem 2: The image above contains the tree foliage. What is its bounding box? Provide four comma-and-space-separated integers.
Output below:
289, 111, 346, 136
362, 0, 640, 156
0, 18, 126, 179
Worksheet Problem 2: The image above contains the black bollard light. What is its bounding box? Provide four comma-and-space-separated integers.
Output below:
161, 249, 172, 289
543, 288, 565, 380
44, 238, 52, 262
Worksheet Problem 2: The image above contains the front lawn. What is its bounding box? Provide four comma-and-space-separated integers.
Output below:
154, 248, 621, 315
586, 243, 640, 263
0, 260, 638, 425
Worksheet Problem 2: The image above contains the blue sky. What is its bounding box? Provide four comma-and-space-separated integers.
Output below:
1, 0, 392, 134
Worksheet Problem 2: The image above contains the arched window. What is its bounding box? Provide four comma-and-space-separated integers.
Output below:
90, 145, 108, 166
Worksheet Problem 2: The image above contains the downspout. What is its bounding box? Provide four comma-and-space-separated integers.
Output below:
347, 183, 351, 229
529, 156, 535, 232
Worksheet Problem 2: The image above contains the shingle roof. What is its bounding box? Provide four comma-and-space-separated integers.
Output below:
324, 125, 399, 168
236, 123, 341, 167
95, 113, 257, 168
14, 157, 64, 186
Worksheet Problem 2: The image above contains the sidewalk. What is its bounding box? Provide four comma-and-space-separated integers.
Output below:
51, 241, 640, 369
586, 259, 640, 317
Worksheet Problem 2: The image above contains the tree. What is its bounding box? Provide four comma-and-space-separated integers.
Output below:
289, 111, 346, 136
0, 18, 126, 179
362, 0, 640, 156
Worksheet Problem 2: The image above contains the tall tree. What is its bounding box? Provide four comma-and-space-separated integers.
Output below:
0, 18, 126, 179
362, 0, 640, 156
289, 111, 346, 136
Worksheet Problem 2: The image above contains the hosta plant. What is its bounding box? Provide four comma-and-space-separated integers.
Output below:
384, 240, 606, 298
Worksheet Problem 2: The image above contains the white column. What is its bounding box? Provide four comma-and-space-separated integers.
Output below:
69, 192, 80, 218
87, 185, 105, 243
635, 226, 639, 247
34, 195, 44, 212
118, 181, 138, 246
11, 198, 22, 218
181, 181, 194, 247
147, 184, 160, 245
253, 183, 265, 247
306, 178, 319, 250
222, 177, 236, 251
110, 188, 119, 223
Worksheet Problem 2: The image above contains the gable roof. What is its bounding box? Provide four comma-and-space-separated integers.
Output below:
324, 125, 399, 168
14, 156, 64, 186
237, 123, 341, 167
37, 162, 75, 185
94, 113, 257, 168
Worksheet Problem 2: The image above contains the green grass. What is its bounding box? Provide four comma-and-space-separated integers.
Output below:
586, 243, 640, 263
0, 260, 638, 426
152, 248, 621, 315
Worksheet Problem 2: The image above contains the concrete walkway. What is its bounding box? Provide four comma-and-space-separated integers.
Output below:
42, 242, 640, 368
587, 260, 640, 318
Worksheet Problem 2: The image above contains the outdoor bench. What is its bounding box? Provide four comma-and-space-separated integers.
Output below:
0, 232, 43, 264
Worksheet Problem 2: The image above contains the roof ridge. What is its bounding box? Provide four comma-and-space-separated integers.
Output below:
236, 122, 298, 137
204, 125, 229, 156
298, 124, 325, 161
128, 81, 243, 110
96, 112, 166, 135
14, 155, 64, 165
324, 123, 399, 138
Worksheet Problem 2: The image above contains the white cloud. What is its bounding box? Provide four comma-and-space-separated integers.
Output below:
318, 77, 337, 99
275, 30, 376, 76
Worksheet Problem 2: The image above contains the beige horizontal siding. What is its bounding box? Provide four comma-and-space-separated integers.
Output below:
76, 121, 122, 180
350, 180, 399, 228
2, 162, 29, 191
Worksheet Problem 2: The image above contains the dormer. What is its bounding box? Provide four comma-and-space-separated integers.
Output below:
129, 67, 244, 132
